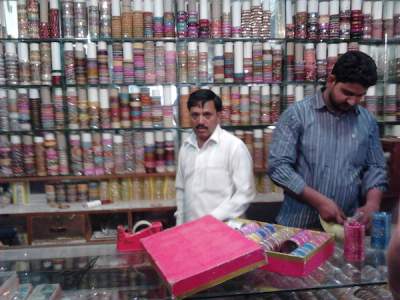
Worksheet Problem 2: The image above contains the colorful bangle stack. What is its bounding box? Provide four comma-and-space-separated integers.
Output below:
133, 43, 145, 85
123, 42, 135, 84
74, 0, 88, 38
88, 0, 99, 38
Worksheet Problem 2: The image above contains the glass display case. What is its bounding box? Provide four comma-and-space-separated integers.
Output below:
0, 243, 392, 299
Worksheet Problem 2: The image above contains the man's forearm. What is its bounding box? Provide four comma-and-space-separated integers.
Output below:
297, 185, 345, 224
365, 187, 383, 209
300, 186, 328, 210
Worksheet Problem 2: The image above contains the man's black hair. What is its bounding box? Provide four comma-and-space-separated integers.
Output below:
187, 89, 222, 112
331, 51, 377, 88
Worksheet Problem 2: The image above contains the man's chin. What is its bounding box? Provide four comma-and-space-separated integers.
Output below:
196, 128, 208, 134
196, 131, 210, 139
339, 106, 354, 112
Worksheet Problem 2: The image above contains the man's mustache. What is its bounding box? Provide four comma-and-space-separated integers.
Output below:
196, 125, 208, 130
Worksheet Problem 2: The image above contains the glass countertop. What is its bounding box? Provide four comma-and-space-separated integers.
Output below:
0, 242, 390, 299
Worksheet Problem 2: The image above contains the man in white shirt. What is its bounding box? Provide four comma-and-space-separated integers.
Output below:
175, 89, 256, 224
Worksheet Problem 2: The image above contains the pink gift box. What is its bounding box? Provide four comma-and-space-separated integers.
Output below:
262, 233, 335, 277
237, 220, 335, 277
141, 215, 267, 299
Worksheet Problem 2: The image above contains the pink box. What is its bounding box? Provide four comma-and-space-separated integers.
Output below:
141, 215, 267, 299
116, 222, 163, 252
238, 220, 335, 277
262, 233, 335, 277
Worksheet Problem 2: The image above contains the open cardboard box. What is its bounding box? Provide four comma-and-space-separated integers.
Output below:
234, 219, 335, 277
140, 215, 267, 299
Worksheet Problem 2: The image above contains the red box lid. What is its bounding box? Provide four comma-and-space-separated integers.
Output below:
141, 215, 267, 298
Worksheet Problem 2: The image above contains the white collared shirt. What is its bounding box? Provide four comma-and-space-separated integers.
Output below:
175, 125, 256, 224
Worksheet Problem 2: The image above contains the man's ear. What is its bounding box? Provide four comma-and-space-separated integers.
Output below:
326, 74, 336, 86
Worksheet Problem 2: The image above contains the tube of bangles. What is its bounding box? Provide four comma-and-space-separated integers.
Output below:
88, 0, 99, 39
51, 42, 62, 85
39, 0, 49, 38
111, 0, 122, 38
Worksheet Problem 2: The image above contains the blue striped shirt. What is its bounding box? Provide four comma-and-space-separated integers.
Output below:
268, 90, 388, 228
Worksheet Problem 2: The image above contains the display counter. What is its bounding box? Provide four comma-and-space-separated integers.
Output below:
0, 242, 391, 299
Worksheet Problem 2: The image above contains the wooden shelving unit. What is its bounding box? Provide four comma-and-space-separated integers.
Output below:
0, 172, 176, 183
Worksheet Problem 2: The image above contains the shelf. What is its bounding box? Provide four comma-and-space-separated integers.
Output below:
177, 37, 286, 42
378, 121, 400, 126
382, 137, 400, 142
0, 127, 178, 134
0, 84, 52, 88
0, 169, 271, 183
0, 243, 116, 260
283, 80, 325, 85
0, 38, 397, 45
0, 172, 176, 183
385, 79, 400, 84
283, 79, 386, 84
0, 199, 177, 215
177, 81, 283, 86
180, 125, 274, 130
3, 36, 399, 44
0, 37, 177, 43
0, 193, 282, 216
0, 37, 286, 43
0, 83, 178, 88
0, 37, 66, 42
65, 83, 177, 88
4, 79, 396, 88
285, 38, 389, 44
6, 80, 398, 89
254, 192, 283, 203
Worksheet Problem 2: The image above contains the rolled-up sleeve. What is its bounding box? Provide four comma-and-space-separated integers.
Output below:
267, 107, 306, 195
361, 121, 388, 195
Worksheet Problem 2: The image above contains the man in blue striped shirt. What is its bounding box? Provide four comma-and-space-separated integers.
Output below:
268, 51, 388, 229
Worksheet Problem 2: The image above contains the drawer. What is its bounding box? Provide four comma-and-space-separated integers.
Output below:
31, 214, 86, 243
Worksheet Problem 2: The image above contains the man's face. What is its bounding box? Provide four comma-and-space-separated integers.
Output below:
326, 76, 367, 113
189, 101, 220, 144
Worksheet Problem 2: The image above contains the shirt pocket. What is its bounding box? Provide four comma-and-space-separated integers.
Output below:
350, 133, 369, 167
301, 139, 324, 169
205, 165, 231, 193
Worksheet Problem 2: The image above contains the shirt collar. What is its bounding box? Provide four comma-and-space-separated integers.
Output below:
312, 89, 326, 110
313, 88, 360, 115
185, 124, 222, 149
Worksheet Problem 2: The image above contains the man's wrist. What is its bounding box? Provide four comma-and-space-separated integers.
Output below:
365, 197, 381, 211
301, 186, 329, 211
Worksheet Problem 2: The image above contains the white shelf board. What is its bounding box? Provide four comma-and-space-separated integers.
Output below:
0, 193, 282, 215
0, 243, 117, 261
254, 192, 283, 203
0, 199, 177, 215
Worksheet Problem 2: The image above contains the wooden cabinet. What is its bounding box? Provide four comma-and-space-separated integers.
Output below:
30, 213, 87, 244
381, 138, 400, 215
0, 201, 176, 247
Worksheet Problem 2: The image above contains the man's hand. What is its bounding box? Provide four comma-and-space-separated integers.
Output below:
300, 186, 346, 225
317, 197, 346, 225
356, 187, 383, 228
356, 202, 380, 228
